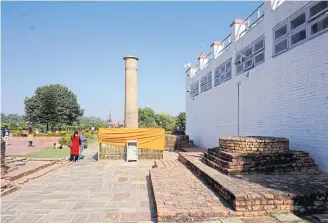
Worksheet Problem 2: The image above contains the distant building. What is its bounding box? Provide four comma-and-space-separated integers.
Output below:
105, 121, 125, 128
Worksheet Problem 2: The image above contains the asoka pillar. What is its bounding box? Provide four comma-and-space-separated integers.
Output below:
123, 56, 139, 128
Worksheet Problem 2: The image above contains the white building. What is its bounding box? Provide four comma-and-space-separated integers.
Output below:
185, 0, 328, 172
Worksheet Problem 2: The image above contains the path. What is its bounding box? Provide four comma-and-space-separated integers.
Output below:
1, 147, 159, 223
1, 148, 310, 223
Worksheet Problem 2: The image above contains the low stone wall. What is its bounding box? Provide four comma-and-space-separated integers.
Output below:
99, 143, 163, 160
219, 136, 289, 154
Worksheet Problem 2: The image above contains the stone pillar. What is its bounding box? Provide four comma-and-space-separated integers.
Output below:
123, 56, 139, 128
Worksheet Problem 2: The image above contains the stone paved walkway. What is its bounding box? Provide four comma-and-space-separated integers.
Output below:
1, 149, 308, 223
1, 149, 157, 223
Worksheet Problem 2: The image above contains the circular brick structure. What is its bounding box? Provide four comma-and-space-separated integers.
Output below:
219, 136, 289, 154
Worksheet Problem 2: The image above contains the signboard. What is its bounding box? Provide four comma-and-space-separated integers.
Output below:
126, 140, 138, 162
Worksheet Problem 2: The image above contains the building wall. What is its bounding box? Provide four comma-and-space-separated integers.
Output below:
185, 1, 328, 171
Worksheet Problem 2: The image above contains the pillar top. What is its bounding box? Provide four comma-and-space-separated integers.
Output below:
123, 56, 139, 61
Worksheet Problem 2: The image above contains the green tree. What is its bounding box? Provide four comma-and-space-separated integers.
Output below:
24, 84, 84, 131
138, 107, 158, 128
155, 113, 176, 131
78, 116, 107, 129
175, 112, 186, 131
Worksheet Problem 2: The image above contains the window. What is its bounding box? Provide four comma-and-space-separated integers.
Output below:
244, 57, 254, 70
190, 81, 199, 97
274, 24, 288, 40
310, 13, 328, 37
254, 39, 265, 53
290, 12, 306, 31
200, 72, 212, 93
289, 10, 307, 48
245, 47, 253, 58
273, 1, 328, 56
226, 61, 232, 70
274, 38, 288, 54
235, 36, 265, 75
214, 59, 232, 86
273, 22, 289, 56
290, 28, 306, 46
254, 51, 265, 65
309, 1, 328, 20
226, 70, 232, 80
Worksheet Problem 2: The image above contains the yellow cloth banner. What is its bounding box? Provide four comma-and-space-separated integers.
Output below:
98, 128, 165, 150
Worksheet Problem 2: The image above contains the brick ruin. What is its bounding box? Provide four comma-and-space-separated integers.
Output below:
203, 136, 320, 175
150, 136, 328, 222
164, 135, 196, 151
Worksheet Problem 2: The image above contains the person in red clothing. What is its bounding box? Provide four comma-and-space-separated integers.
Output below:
69, 130, 81, 162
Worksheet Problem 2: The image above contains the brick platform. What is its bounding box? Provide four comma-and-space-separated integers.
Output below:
204, 137, 320, 175
219, 136, 289, 154
204, 148, 319, 175
179, 152, 328, 215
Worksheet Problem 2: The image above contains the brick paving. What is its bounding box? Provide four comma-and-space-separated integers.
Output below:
151, 166, 233, 222
5, 137, 60, 156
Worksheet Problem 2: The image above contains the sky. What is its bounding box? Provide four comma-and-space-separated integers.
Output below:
1, 1, 260, 120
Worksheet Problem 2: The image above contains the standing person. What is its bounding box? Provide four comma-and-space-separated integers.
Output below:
79, 132, 86, 159
27, 127, 34, 147
4, 128, 9, 146
69, 130, 81, 162
2, 127, 9, 146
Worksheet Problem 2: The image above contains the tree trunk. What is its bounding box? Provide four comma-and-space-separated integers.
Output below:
46, 123, 49, 132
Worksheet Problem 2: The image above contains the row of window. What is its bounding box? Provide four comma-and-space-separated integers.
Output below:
190, 59, 232, 97
200, 72, 212, 93
273, 1, 328, 56
189, 1, 328, 98
236, 36, 265, 75
215, 59, 232, 86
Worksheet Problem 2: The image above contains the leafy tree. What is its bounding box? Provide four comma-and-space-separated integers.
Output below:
138, 107, 158, 128
24, 84, 84, 131
155, 113, 176, 131
79, 116, 107, 129
175, 112, 186, 131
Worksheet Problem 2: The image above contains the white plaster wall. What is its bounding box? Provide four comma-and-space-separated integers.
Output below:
185, 1, 328, 171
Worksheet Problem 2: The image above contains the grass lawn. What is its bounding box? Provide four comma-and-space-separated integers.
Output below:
16, 147, 70, 159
